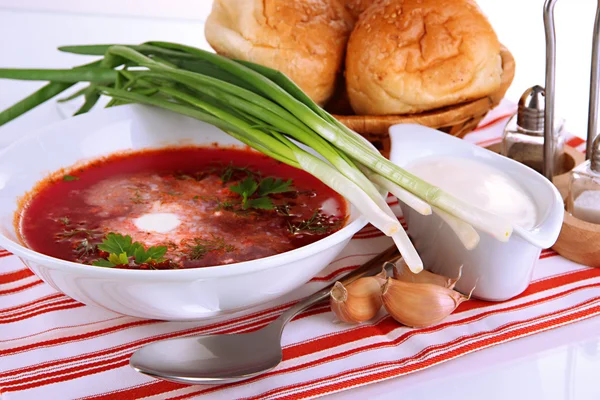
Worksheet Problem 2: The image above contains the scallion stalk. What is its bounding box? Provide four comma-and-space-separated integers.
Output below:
0, 41, 516, 271
432, 207, 480, 250
142, 42, 513, 242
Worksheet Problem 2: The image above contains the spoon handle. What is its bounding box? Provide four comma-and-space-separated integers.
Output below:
276, 245, 400, 326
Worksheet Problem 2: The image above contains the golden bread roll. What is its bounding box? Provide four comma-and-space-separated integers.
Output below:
345, 0, 503, 115
205, 0, 354, 106
344, 0, 377, 20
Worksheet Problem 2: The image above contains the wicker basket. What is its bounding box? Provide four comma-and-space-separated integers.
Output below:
328, 46, 515, 155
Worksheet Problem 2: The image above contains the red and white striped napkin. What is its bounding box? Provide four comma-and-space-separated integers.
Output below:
2, 101, 599, 400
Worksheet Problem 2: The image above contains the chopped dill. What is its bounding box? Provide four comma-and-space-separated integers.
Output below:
220, 163, 259, 184
130, 189, 144, 204
275, 204, 292, 217
187, 235, 235, 260
287, 210, 343, 235
58, 216, 71, 226
57, 228, 100, 239
174, 171, 193, 180
216, 199, 235, 211
75, 238, 96, 258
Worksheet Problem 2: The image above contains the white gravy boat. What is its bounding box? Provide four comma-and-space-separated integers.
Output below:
388, 124, 565, 301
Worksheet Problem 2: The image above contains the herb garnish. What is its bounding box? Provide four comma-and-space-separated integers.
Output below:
63, 175, 79, 181
75, 238, 96, 259
57, 228, 100, 239
229, 176, 293, 210
288, 210, 344, 235
275, 204, 292, 216
187, 235, 235, 260
130, 189, 144, 204
174, 171, 193, 181
216, 198, 235, 211
58, 216, 71, 225
92, 233, 167, 267
220, 163, 257, 184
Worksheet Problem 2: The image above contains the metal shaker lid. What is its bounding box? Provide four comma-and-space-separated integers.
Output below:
517, 85, 545, 133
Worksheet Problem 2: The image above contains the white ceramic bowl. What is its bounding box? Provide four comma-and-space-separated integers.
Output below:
0, 105, 367, 320
388, 124, 565, 301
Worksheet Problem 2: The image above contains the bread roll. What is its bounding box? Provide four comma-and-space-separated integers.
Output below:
344, 0, 377, 20
205, 0, 354, 106
345, 0, 503, 115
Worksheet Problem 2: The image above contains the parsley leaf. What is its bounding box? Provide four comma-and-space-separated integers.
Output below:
229, 177, 258, 199
93, 233, 168, 268
258, 178, 293, 196
97, 233, 133, 255
245, 197, 274, 210
63, 175, 79, 181
229, 176, 295, 211
229, 177, 260, 209
135, 245, 167, 264
108, 252, 129, 265
92, 259, 116, 268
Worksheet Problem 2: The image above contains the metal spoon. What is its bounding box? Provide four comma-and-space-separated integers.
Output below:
129, 246, 399, 385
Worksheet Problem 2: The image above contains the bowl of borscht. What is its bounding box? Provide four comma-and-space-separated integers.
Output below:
0, 105, 369, 320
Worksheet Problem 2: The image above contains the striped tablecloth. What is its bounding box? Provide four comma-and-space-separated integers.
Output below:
1, 101, 599, 400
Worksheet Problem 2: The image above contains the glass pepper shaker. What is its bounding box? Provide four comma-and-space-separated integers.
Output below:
501, 86, 566, 174
567, 134, 600, 224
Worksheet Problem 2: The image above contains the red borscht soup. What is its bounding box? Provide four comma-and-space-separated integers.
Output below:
17, 147, 348, 270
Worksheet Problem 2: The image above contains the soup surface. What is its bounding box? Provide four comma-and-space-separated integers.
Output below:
18, 146, 348, 270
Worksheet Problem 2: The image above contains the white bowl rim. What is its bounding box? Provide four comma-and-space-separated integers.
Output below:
0, 105, 369, 280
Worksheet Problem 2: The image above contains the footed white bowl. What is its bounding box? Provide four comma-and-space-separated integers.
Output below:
0, 105, 367, 320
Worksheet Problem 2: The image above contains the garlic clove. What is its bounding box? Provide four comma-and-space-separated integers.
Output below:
381, 277, 469, 328
330, 277, 383, 324
449, 265, 464, 290
393, 259, 461, 289
373, 265, 388, 285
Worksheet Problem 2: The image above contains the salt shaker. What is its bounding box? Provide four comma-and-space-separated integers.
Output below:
501, 86, 566, 174
567, 134, 600, 224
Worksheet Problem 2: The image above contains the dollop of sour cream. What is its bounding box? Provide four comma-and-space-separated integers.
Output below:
407, 156, 538, 230
134, 212, 181, 233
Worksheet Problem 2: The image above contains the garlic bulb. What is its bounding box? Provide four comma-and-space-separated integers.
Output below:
393, 259, 462, 290
381, 278, 470, 328
330, 277, 383, 323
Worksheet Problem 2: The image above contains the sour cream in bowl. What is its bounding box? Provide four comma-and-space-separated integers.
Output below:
388, 124, 564, 301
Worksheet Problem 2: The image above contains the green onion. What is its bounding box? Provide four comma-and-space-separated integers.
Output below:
0, 68, 117, 83
144, 42, 513, 243
0, 41, 515, 271
0, 82, 73, 126
432, 207, 480, 250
